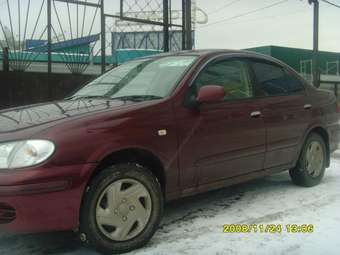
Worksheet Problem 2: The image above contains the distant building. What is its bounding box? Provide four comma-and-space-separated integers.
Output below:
247, 45, 340, 79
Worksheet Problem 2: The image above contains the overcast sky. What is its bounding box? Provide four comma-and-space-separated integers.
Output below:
195, 0, 340, 52
0, 0, 340, 53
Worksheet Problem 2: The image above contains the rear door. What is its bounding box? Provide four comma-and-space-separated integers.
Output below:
250, 60, 312, 169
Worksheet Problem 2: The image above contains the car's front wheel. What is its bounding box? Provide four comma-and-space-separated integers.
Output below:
80, 163, 163, 254
290, 133, 327, 187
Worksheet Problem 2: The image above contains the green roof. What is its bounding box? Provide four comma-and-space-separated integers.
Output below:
246, 45, 340, 75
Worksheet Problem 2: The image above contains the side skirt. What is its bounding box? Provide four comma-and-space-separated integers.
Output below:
165, 164, 292, 202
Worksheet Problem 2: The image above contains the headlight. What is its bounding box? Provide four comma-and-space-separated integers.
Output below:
0, 140, 55, 169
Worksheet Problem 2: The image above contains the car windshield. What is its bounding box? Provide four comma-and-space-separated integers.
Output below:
69, 56, 197, 101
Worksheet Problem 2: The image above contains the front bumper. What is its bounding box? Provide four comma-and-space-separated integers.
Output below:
0, 163, 96, 233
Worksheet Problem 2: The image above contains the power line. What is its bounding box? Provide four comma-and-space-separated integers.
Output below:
207, 0, 242, 15
197, 2, 331, 32
223, 8, 309, 26
228, 0, 334, 26
320, 0, 340, 8
197, 0, 290, 29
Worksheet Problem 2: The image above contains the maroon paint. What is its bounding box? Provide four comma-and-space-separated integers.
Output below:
196, 85, 225, 103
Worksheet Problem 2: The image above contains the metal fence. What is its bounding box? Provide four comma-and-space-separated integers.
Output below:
0, 0, 193, 75
320, 81, 340, 102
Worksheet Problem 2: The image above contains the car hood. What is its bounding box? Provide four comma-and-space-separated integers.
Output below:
0, 99, 136, 135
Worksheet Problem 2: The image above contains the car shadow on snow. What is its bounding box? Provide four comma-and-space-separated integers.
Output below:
0, 171, 304, 255
161, 172, 293, 225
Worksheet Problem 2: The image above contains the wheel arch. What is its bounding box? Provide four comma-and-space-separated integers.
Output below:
85, 148, 166, 196
298, 126, 330, 168
310, 127, 330, 167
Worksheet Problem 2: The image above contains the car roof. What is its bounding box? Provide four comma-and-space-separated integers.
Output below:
145, 49, 246, 58
170, 49, 247, 56
148, 49, 285, 65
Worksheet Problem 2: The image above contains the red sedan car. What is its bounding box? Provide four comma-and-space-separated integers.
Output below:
0, 50, 339, 254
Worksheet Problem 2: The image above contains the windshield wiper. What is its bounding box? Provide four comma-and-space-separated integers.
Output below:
65, 95, 112, 100
111, 95, 163, 102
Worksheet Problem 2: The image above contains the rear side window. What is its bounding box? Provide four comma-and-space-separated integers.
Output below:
252, 61, 304, 96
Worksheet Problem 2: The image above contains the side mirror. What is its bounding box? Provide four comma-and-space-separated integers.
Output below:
197, 85, 225, 104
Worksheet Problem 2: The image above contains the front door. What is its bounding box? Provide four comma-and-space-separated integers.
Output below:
174, 57, 266, 190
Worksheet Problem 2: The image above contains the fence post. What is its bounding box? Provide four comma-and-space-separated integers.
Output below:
163, 0, 169, 52
3, 47, 9, 72
335, 83, 338, 99
181, 0, 186, 50
47, 0, 52, 74
101, 0, 106, 74
185, 0, 192, 50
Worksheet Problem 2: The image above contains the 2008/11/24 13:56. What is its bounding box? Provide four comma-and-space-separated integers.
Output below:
223, 224, 314, 233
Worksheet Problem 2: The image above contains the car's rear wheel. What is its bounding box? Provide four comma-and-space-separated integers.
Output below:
80, 163, 163, 254
290, 133, 327, 187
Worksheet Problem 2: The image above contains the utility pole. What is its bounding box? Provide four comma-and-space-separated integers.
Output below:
309, 0, 320, 87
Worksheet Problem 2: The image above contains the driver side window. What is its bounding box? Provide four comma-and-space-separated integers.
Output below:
194, 59, 253, 100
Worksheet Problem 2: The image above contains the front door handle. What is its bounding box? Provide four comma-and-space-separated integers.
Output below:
304, 104, 312, 110
250, 111, 262, 118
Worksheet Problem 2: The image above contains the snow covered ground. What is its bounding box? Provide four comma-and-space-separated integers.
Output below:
1, 151, 340, 255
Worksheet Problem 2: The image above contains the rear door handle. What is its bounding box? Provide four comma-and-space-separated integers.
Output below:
304, 104, 312, 110
250, 111, 262, 118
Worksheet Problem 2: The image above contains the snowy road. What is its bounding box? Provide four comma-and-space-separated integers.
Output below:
1, 151, 340, 255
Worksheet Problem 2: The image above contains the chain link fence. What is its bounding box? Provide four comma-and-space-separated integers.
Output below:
0, 0, 190, 75
105, 0, 188, 65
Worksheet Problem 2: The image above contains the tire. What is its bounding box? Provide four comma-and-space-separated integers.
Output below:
289, 133, 327, 187
80, 163, 164, 254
